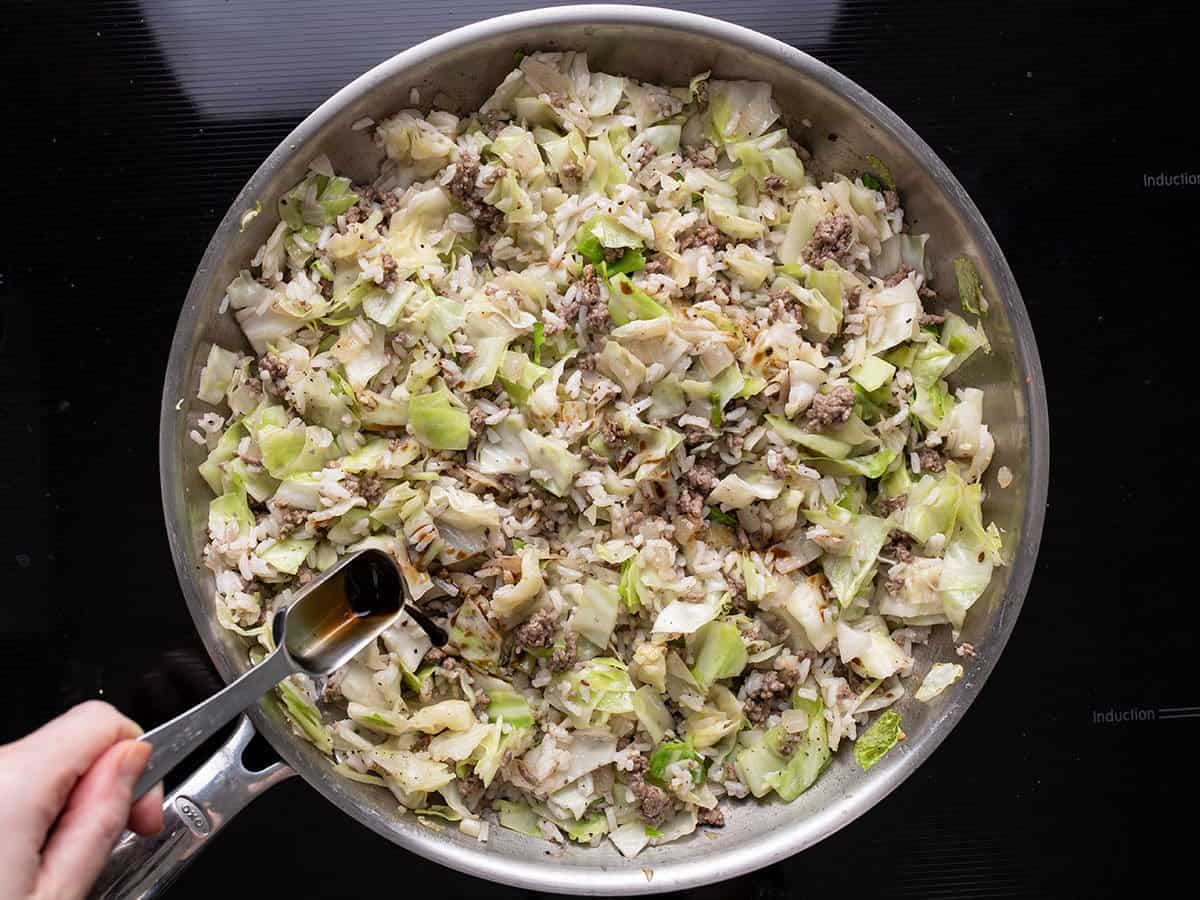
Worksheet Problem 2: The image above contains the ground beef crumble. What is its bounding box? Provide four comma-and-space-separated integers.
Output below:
447, 153, 504, 231
380, 253, 398, 286
684, 464, 717, 493
743, 669, 798, 724
883, 264, 915, 288
258, 353, 289, 393
472, 691, 491, 717
677, 223, 729, 251
801, 213, 854, 266
513, 608, 556, 651
916, 445, 946, 473
763, 174, 787, 194
883, 532, 915, 563
884, 567, 907, 596
560, 160, 583, 182
696, 805, 725, 827
805, 385, 855, 429
576, 264, 608, 331
344, 474, 386, 506
677, 487, 704, 521
549, 632, 577, 672
686, 144, 717, 168
275, 505, 309, 538
625, 756, 674, 826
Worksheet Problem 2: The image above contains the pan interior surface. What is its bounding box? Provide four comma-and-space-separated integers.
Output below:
159, 6, 1047, 894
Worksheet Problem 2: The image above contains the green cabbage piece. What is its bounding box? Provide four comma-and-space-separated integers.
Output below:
733, 731, 785, 798
619, 557, 643, 612
488, 125, 545, 180
531, 321, 545, 364
939, 521, 1001, 634
409, 388, 470, 451
854, 709, 902, 771
496, 800, 543, 838
518, 429, 584, 496
448, 597, 502, 669
689, 620, 748, 691
631, 685, 674, 743
805, 508, 891, 607
198, 421, 246, 496
940, 311, 990, 376
553, 658, 635, 727
734, 697, 830, 801
766, 414, 853, 459
558, 811, 609, 844
598, 340, 647, 399
647, 740, 705, 788
706, 80, 779, 144
484, 171, 535, 223
487, 686, 534, 728
812, 448, 898, 479
953, 257, 984, 315
707, 364, 746, 423
361, 281, 418, 328
915, 662, 964, 702
258, 424, 338, 478
705, 508, 734, 528
256, 538, 315, 575
778, 197, 824, 266
768, 273, 840, 339
574, 579, 620, 648
499, 350, 550, 406
773, 704, 831, 801
410, 295, 465, 349
208, 481, 253, 539
601, 248, 646, 278
574, 214, 643, 265
461, 335, 510, 391
703, 191, 764, 240
326, 508, 372, 545
198, 345, 240, 405
912, 378, 954, 430
849, 356, 896, 393
277, 679, 333, 754
607, 273, 668, 326
278, 175, 359, 229
903, 469, 961, 543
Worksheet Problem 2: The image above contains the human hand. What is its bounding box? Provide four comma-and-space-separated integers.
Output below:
0, 701, 164, 900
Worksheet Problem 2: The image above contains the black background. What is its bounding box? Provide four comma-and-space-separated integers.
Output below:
2, 1, 1195, 897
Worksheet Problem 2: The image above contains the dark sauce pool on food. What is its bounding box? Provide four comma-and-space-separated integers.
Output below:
285, 549, 445, 671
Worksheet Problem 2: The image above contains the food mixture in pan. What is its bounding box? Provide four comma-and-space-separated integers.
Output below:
193, 52, 1002, 855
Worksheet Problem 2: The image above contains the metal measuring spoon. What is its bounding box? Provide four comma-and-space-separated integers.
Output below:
132, 548, 444, 800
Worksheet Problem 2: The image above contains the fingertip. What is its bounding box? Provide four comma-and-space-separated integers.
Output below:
129, 782, 164, 836
116, 739, 152, 781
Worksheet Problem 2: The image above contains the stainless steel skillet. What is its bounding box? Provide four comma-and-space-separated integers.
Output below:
95, 5, 1049, 896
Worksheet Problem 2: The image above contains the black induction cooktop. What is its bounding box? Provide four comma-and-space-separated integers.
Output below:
2, 1, 1194, 897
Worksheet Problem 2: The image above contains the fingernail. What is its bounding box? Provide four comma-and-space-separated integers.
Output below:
118, 741, 150, 783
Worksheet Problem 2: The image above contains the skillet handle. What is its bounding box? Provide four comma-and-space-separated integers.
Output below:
89, 715, 295, 900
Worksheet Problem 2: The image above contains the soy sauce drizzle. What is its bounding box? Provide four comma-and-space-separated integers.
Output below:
403, 603, 449, 647
342, 550, 447, 646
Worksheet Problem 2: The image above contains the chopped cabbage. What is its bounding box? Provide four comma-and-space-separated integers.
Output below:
854, 710, 902, 771
409, 388, 470, 451
915, 662, 964, 701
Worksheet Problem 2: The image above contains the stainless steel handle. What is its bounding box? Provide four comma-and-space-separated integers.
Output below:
90, 715, 295, 900
133, 646, 294, 800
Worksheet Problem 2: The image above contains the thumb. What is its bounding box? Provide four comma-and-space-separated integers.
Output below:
36, 740, 151, 900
